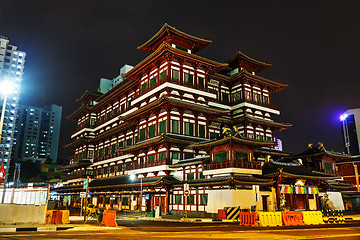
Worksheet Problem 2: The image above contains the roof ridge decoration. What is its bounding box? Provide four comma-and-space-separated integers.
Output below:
123, 41, 228, 80
137, 23, 212, 53
226, 51, 272, 74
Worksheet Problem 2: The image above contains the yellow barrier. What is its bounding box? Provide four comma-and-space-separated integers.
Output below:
302, 211, 323, 225
61, 210, 70, 224
258, 212, 282, 227
225, 207, 240, 220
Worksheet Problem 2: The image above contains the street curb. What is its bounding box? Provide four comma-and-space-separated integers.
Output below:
118, 217, 237, 223
0, 225, 74, 233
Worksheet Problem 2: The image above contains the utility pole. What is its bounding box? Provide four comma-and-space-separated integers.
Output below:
84, 176, 89, 222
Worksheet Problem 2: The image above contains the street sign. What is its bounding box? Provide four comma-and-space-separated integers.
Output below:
83, 179, 88, 189
184, 190, 190, 196
80, 192, 86, 198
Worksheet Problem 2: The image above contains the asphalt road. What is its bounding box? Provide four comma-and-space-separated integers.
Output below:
1, 220, 360, 240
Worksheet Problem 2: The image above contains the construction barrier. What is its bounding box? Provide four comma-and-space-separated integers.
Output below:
258, 212, 282, 227
217, 209, 227, 220
239, 212, 259, 226
51, 210, 63, 224
225, 207, 240, 220
302, 211, 323, 225
323, 210, 345, 223
282, 212, 304, 226
61, 210, 70, 224
45, 210, 56, 224
99, 210, 117, 227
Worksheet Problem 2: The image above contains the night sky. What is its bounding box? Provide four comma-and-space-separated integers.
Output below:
0, 0, 359, 161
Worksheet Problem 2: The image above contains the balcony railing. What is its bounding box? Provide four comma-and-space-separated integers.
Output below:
95, 151, 127, 162
128, 158, 170, 170
204, 159, 262, 170
324, 169, 342, 176
134, 76, 217, 99
219, 97, 280, 110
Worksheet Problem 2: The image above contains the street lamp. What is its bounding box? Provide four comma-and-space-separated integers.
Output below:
130, 174, 142, 216
0, 79, 15, 203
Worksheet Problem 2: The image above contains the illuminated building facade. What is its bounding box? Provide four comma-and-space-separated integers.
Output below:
57, 24, 348, 216
340, 108, 360, 156
0, 36, 26, 177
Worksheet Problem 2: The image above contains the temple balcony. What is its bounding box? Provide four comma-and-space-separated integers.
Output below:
203, 159, 262, 175
95, 151, 128, 162
219, 97, 280, 110
127, 158, 173, 175
134, 76, 217, 99
72, 124, 94, 135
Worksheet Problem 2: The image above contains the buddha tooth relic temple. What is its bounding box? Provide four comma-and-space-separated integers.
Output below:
57, 24, 351, 217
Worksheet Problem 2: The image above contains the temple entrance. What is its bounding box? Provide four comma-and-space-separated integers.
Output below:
294, 194, 307, 210
262, 195, 269, 211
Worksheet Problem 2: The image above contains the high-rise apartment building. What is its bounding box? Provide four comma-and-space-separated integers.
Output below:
340, 108, 360, 156
12, 104, 62, 164
0, 36, 26, 176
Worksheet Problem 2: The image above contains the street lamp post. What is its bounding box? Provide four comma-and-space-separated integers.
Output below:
130, 174, 142, 216
0, 80, 15, 204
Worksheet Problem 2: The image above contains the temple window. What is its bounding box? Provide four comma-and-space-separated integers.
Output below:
150, 77, 157, 86
90, 118, 95, 126
184, 153, 194, 159
103, 168, 108, 174
118, 141, 123, 148
210, 132, 219, 139
235, 152, 249, 161
110, 166, 115, 173
98, 149, 103, 158
245, 91, 251, 100
107, 112, 111, 119
214, 152, 227, 161
160, 71, 167, 80
199, 172, 204, 179
175, 195, 182, 204
159, 120, 166, 134
113, 108, 118, 115
172, 152, 179, 160
187, 195, 195, 204
148, 125, 156, 138
198, 77, 204, 87
97, 169, 102, 175
232, 91, 241, 102
141, 83, 147, 91
148, 154, 155, 162
139, 128, 146, 141
187, 173, 194, 180
117, 165, 122, 172
104, 146, 109, 156
172, 120, 179, 133
126, 138, 132, 146
111, 144, 116, 154
172, 69, 179, 80
176, 45, 188, 52
184, 73, 193, 84
264, 96, 269, 104
184, 122, 194, 136
199, 125, 205, 137
158, 152, 166, 160
200, 194, 208, 205
88, 150, 93, 159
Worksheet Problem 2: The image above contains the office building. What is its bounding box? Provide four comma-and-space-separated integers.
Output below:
12, 104, 62, 164
340, 108, 360, 156
0, 36, 26, 177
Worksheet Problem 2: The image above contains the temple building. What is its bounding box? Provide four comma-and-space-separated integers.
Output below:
56, 24, 350, 217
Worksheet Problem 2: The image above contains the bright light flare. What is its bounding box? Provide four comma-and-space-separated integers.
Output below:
0, 80, 15, 95
340, 113, 348, 121
130, 174, 136, 181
